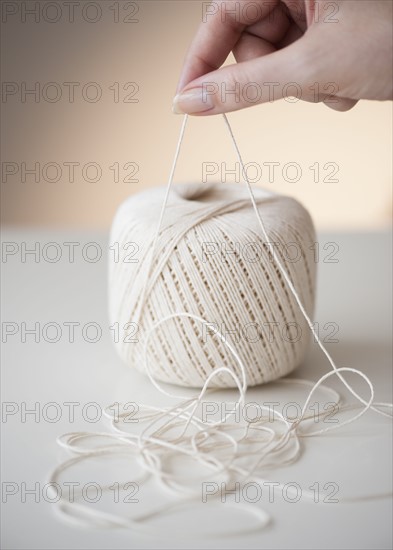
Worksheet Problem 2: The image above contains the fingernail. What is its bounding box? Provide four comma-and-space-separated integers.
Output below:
172, 89, 215, 115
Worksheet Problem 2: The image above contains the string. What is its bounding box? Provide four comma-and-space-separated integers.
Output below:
139, 112, 391, 420
132, 114, 188, 328
49, 114, 392, 531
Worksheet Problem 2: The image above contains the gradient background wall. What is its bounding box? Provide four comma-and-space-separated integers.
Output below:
1, 0, 392, 230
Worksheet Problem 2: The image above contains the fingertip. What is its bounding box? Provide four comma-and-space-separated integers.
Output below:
172, 88, 216, 116
323, 97, 358, 112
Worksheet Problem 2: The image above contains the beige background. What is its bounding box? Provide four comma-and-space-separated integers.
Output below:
1, 0, 392, 230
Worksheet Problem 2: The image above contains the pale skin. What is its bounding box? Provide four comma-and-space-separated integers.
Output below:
173, 0, 393, 115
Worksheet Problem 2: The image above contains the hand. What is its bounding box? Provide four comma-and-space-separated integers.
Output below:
173, 0, 393, 115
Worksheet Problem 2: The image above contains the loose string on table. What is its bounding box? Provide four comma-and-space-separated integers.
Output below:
49, 114, 393, 532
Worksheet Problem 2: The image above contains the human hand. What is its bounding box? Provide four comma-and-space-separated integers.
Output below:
173, 0, 393, 115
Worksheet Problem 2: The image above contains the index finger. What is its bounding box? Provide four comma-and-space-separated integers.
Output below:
176, 0, 280, 93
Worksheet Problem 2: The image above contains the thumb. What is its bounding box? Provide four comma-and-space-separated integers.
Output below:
173, 35, 325, 115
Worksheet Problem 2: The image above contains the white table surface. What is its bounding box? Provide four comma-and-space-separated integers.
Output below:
1, 229, 392, 550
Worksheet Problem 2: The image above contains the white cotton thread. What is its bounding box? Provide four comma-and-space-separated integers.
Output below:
49, 114, 392, 532
110, 119, 317, 387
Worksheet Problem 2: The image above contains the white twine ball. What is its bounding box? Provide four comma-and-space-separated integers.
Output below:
109, 183, 316, 388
